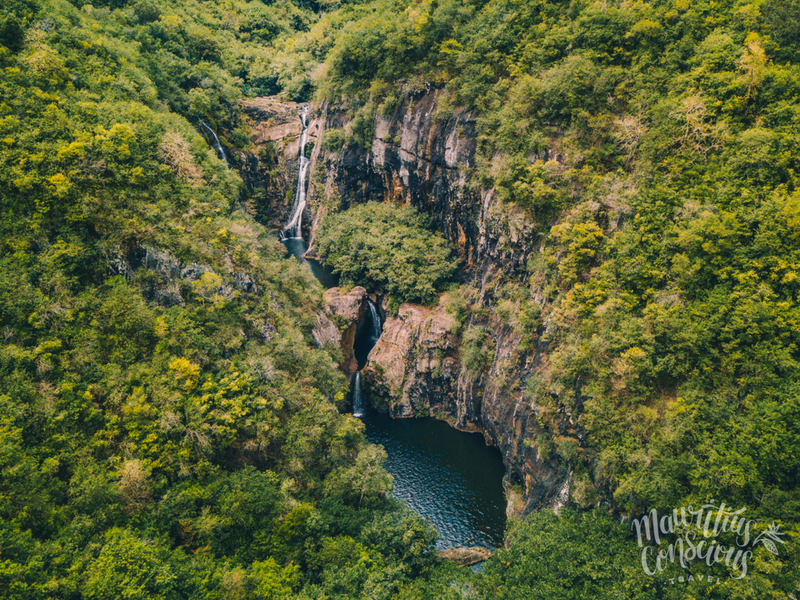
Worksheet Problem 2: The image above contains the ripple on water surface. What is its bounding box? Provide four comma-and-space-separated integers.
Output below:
361, 410, 507, 549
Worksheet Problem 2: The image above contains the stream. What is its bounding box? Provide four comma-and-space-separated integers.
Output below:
279, 107, 507, 549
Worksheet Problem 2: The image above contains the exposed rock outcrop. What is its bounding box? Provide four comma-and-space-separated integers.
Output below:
361, 295, 460, 418
233, 98, 324, 233
321, 286, 368, 376
311, 311, 341, 352
107, 244, 253, 307
436, 547, 492, 566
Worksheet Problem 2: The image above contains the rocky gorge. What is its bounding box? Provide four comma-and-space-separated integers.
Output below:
232, 89, 571, 518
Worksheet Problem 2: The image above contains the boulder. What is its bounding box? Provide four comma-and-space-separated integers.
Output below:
436, 547, 492, 566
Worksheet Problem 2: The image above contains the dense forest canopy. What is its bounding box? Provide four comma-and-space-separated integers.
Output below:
1, 0, 799, 597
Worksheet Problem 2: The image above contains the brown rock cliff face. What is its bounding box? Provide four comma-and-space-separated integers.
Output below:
361, 296, 460, 419
320, 286, 369, 377
239, 91, 569, 515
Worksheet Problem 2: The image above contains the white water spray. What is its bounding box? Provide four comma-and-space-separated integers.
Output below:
200, 121, 228, 165
353, 372, 364, 418
368, 301, 382, 341
283, 107, 310, 240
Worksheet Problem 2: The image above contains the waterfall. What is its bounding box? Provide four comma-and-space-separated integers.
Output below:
200, 121, 228, 165
352, 372, 364, 418
282, 107, 310, 240
368, 301, 382, 340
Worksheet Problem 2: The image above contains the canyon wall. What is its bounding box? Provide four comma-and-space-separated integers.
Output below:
238, 91, 571, 516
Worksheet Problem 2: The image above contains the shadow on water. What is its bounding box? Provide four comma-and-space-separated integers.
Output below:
361, 408, 507, 549
282, 238, 339, 289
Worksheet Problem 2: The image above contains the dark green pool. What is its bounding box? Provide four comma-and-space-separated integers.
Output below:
361, 409, 507, 549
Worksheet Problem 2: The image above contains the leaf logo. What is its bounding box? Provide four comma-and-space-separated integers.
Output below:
761, 539, 779, 555
754, 522, 787, 556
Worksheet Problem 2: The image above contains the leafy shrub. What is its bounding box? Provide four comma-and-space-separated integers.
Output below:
460, 325, 493, 380
321, 128, 346, 152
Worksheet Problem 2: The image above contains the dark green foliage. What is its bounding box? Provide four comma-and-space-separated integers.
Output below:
477, 510, 656, 600
315, 202, 457, 303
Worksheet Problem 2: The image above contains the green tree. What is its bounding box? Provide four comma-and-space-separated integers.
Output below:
316, 202, 457, 304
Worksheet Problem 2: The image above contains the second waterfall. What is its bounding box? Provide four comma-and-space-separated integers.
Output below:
282, 106, 310, 240
352, 299, 382, 417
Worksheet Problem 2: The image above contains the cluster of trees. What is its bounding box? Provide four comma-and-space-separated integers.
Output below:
315, 202, 456, 305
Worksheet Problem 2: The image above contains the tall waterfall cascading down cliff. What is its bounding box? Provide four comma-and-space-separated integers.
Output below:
200, 121, 228, 165
282, 106, 310, 240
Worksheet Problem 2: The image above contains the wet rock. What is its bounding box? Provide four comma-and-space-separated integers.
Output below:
362, 295, 459, 417
309, 90, 569, 515
232, 98, 325, 234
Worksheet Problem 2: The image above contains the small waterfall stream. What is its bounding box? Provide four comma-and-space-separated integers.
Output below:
353, 298, 382, 410
282, 107, 310, 240
352, 372, 364, 417
368, 300, 382, 341
200, 121, 228, 165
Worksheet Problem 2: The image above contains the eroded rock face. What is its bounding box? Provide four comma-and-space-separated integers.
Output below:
311, 311, 340, 352
321, 286, 368, 376
108, 245, 252, 308
361, 296, 459, 418
238, 93, 570, 515
233, 99, 324, 233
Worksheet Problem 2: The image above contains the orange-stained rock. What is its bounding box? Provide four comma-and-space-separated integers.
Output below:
361, 294, 459, 418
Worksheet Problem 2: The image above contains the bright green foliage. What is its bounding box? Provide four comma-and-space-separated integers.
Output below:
460, 325, 493, 381
84, 528, 179, 600
0, 1, 456, 597
315, 202, 457, 303
479, 509, 800, 600
323, 444, 393, 508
